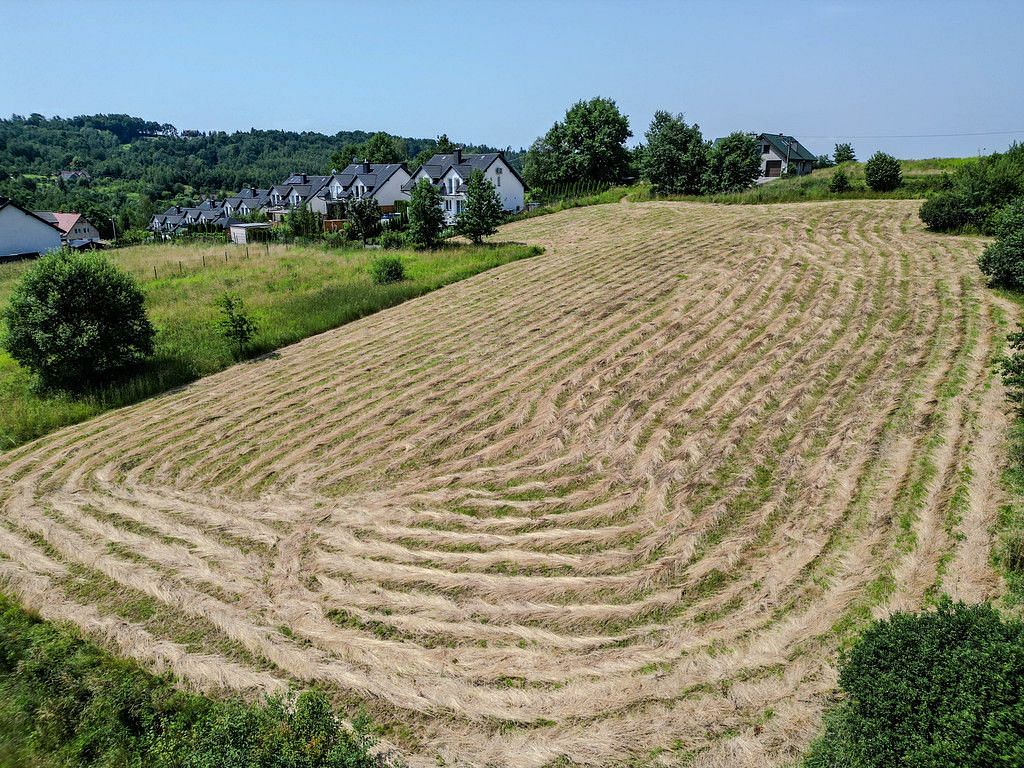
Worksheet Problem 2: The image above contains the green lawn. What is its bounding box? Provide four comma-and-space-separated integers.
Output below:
0, 239, 540, 449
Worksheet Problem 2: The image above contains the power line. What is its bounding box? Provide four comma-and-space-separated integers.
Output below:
797, 129, 1024, 139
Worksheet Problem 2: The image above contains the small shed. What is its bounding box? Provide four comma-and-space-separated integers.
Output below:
229, 222, 272, 245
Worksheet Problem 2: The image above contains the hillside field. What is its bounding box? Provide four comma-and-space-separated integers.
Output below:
0, 199, 1014, 766
0, 240, 539, 448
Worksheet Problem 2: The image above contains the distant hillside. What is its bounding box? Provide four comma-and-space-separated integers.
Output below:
0, 113, 524, 235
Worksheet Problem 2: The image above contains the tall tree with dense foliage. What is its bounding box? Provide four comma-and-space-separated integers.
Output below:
346, 196, 382, 244
638, 111, 707, 195
523, 97, 632, 192
407, 178, 445, 248
833, 142, 856, 163
456, 170, 504, 243
330, 131, 407, 169
703, 131, 761, 193
864, 151, 903, 191
2, 251, 154, 389
282, 203, 322, 238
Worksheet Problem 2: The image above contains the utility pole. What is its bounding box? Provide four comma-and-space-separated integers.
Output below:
109, 216, 117, 243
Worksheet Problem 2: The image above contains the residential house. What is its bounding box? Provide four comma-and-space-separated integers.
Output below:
402, 149, 525, 223
34, 211, 103, 248
756, 133, 816, 181
59, 169, 91, 182
309, 162, 411, 218
0, 197, 62, 259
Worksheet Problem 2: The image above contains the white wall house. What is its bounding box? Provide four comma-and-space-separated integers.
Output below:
0, 198, 62, 258
34, 211, 102, 248
403, 150, 526, 223
756, 133, 816, 182
309, 163, 412, 217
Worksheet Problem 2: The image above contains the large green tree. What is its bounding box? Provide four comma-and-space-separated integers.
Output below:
346, 196, 382, 244
456, 170, 504, 243
329, 131, 407, 169
703, 131, 761, 193
523, 97, 632, 192
407, 178, 445, 248
3, 251, 155, 389
639, 111, 707, 195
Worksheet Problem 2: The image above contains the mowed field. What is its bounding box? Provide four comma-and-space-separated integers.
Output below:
0, 199, 1013, 766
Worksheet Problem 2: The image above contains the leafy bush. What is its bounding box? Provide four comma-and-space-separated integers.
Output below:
377, 229, 408, 250
2, 250, 154, 389
369, 255, 405, 284
0, 593, 384, 767
920, 143, 1024, 233
805, 600, 1024, 768
829, 168, 851, 193
978, 197, 1024, 287
864, 151, 902, 191
216, 294, 258, 359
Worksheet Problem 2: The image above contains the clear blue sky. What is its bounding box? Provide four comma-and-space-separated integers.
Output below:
2, 0, 1022, 159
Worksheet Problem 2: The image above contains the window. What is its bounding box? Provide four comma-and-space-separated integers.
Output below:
762, 144, 770, 154
496, 167, 502, 187
445, 200, 451, 211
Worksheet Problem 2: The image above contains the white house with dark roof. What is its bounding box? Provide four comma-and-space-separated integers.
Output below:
309, 162, 411, 218
403, 149, 525, 223
0, 197, 62, 258
756, 133, 816, 181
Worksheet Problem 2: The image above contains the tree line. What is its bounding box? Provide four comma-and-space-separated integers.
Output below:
521, 96, 766, 197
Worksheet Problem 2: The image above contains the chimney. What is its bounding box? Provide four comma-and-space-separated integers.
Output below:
250, 187, 257, 197
362, 160, 370, 174
300, 173, 307, 184
454, 148, 462, 164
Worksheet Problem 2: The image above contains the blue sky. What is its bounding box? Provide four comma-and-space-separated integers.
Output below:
1, 0, 1022, 159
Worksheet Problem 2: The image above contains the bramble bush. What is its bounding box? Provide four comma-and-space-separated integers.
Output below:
920, 143, 1024, 233
804, 600, 1024, 768
977, 197, 1024, 287
2, 250, 154, 389
0, 593, 385, 768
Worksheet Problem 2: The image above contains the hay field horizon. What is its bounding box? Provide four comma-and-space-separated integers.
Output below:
0, 199, 1013, 767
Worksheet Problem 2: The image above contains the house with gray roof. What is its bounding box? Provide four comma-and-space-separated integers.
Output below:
756, 133, 816, 181
309, 162, 412, 218
402, 149, 525, 223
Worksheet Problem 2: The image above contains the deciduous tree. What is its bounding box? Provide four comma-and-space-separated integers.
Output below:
639, 111, 706, 195
407, 178, 445, 248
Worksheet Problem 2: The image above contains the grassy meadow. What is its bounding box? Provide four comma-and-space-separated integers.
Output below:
0, 239, 541, 449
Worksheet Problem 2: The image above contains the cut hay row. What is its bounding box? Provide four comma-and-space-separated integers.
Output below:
0, 199, 1011, 767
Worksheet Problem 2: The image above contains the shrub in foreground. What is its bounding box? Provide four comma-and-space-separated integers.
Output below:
0, 593, 384, 767
804, 600, 1024, 768
369, 255, 405, 284
2, 250, 154, 389
864, 151, 902, 192
829, 168, 851, 193
978, 197, 1024, 287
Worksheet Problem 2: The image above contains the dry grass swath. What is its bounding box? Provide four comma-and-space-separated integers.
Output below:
0, 199, 1012, 767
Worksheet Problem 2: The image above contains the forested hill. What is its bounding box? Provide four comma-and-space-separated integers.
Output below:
0, 113, 523, 236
